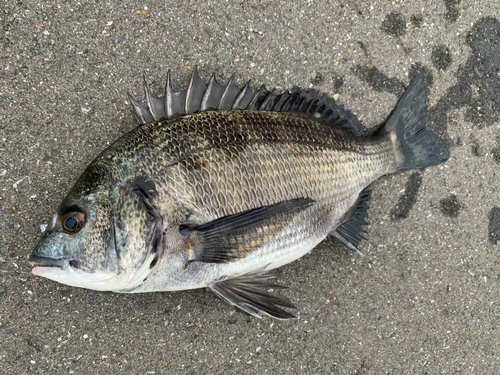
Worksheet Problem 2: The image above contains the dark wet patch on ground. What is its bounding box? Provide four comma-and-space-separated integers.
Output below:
381, 12, 406, 38
411, 14, 423, 28
488, 207, 500, 244
440, 194, 462, 217
492, 143, 500, 164
390, 172, 423, 221
333, 75, 344, 92
353, 65, 405, 95
432, 45, 452, 71
355, 17, 500, 149
409, 63, 434, 90
470, 137, 483, 157
427, 17, 500, 146
444, 0, 461, 22
352, 62, 434, 111
463, 17, 500, 127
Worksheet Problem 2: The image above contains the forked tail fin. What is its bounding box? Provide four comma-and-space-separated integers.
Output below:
383, 74, 449, 170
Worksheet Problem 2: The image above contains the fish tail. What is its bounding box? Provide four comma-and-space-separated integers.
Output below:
383, 74, 449, 170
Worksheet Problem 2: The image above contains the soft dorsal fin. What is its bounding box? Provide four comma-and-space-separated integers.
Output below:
128, 69, 363, 136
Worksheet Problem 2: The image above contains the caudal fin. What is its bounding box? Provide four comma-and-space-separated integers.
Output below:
383, 74, 449, 170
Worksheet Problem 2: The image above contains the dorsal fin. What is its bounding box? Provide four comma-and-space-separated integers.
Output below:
233, 81, 255, 110
219, 74, 241, 110
201, 74, 226, 111
128, 70, 363, 136
185, 67, 207, 114
143, 77, 166, 121
165, 70, 187, 118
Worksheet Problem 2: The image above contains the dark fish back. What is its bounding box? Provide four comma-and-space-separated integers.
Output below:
125, 110, 393, 222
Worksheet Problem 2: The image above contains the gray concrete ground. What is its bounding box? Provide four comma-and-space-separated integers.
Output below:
1, 0, 500, 373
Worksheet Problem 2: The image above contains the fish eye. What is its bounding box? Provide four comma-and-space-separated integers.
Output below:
60, 211, 85, 234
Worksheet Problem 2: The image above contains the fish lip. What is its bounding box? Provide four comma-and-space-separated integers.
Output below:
29, 255, 69, 269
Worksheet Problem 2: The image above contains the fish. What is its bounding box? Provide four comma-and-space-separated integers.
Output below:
29, 69, 449, 320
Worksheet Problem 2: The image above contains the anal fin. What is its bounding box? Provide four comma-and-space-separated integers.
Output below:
209, 270, 296, 320
331, 189, 372, 255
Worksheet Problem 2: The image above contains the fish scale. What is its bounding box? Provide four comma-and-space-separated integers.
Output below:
30, 71, 449, 320
111, 111, 392, 219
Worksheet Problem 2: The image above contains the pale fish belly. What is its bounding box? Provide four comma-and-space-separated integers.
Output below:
128, 190, 364, 293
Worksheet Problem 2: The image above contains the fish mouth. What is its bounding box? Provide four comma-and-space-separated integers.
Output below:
29, 255, 69, 269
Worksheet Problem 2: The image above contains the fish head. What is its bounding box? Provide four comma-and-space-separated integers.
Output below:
29, 180, 160, 292
29, 186, 123, 289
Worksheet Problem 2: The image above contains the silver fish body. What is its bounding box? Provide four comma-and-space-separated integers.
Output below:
30, 71, 449, 319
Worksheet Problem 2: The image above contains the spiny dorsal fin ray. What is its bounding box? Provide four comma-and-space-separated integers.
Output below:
128, 93, 152, 125
209, 269, 296, 320
201, 73, 225, 111
130, 70, 363, 136
272, 90, 291, 112
247, 85, 270, 111
233, 81, 255, 110
143, 76, 167, 122
165, 70, 187, 119
260, 90, 281, 111
185, 67, 207, 114
218, 74, 241, 110
281, 92, 300, 112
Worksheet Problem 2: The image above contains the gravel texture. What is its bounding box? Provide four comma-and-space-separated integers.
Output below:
1, 0, 499, 373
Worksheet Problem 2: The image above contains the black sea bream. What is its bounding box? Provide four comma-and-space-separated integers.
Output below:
29, 70, 449, 319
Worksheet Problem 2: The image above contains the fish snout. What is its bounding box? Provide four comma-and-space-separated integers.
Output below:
29, 254, 70, 270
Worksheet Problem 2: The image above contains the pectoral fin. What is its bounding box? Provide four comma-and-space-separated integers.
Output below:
209, 270, 296, 320
180, 198, 314, 263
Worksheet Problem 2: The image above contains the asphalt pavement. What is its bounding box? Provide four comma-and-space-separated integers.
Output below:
1, 0, 500, 373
